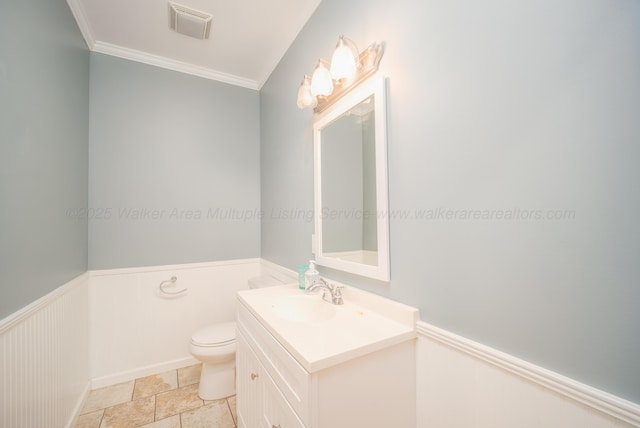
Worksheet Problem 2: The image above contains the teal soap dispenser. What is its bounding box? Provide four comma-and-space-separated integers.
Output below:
304, 260, 319, 290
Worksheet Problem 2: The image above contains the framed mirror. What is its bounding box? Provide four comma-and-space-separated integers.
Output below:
313, 75, 389, 281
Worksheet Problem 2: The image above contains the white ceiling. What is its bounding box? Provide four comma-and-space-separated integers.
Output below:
67, 0, 321, 90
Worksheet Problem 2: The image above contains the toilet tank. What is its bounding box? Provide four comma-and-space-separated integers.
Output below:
248, 275, 284, 289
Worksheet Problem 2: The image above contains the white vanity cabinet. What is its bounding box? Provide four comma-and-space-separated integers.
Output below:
236, 288, 417, 428
237, 331, 304, 428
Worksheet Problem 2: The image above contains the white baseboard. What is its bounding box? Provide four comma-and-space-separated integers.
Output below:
65, 381, 92, 428
417, 321, 640, 427
91, 356, 200, 389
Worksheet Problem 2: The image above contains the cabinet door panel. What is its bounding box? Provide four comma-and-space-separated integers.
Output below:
261, 370, 306, 428
237, 332, 262, 428
238, 302, 310, 424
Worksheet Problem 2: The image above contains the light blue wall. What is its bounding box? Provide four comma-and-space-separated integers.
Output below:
0, 0, 89, 319
260, 0, 640, 403
89, 53, 261, 269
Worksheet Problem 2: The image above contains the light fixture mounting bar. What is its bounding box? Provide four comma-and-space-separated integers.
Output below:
314, 42, 384, 113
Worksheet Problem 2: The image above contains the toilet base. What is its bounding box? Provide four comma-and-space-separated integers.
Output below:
198, 359, 236, 400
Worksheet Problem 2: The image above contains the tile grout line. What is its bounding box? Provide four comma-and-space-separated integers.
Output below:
78, 365, 222, 428
175, 367, 185, 428
153, 386, 158, 423
226, 398, 233, 427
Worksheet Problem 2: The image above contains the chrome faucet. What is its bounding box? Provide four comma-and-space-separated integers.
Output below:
306, 278, 344, 305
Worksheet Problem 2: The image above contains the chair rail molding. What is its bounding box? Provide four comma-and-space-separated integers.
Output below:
417, 321, 640, 427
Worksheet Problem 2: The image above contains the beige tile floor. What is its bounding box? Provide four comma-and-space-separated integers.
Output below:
74, 364, 237, 428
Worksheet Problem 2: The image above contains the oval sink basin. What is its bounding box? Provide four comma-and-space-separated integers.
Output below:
272, 294, 336, 323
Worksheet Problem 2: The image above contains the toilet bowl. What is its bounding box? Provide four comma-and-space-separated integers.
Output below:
189, 322, 237, 400
189, 274, 285, 400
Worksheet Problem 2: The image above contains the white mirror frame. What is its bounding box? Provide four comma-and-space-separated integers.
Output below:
313, 75, 390, 281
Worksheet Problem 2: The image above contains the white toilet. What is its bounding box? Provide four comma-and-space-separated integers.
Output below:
189, 275, 284, 400
189, 322, 237, 400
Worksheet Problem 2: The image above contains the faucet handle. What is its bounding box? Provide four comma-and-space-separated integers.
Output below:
330, 283, 344, 305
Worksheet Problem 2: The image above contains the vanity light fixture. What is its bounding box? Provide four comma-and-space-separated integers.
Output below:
297, 36, 384, 113
296, 75, 317, 109
330, 36, 359, 80
310, 60, 334, 96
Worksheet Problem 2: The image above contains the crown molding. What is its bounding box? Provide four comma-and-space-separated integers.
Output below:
92, 41, 259, 90
66, 0, 95, 49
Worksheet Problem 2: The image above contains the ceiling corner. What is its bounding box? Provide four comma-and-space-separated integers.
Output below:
66, 0, 96, 49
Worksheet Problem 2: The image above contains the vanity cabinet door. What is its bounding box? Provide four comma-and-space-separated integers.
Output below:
237, 332, 262, 428
238, 326, 306, 428
261, 368, 305, 428
237, 303, 310, 423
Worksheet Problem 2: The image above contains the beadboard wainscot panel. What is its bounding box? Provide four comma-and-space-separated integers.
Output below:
417, 322, 640, 428
0, 273, 90, 428
89, 258, 262, 388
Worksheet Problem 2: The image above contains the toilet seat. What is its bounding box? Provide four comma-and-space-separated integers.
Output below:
191, 322, 236, 348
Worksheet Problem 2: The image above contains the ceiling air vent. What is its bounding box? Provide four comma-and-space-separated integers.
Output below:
169, 2, 212, 40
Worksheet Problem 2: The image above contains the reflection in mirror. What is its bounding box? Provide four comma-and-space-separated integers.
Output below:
313, 76, 389, 281
321, 95, 377, 266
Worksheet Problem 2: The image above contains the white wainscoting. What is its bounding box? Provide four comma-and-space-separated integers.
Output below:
88, 258, 265, 388
416, 322, 640, 428
0, 273, 90, 428
9, 261, 635, 428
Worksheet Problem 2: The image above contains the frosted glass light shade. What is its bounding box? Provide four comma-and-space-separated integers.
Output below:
310, 60, 333, 97
295, 36, 383, 112
330, 36, 358, 80
296, 75, 317, 109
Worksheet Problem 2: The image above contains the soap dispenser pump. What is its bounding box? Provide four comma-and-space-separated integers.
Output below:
304, 260, 319, 290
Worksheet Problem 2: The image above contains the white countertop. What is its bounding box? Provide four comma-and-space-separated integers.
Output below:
237, 283, 418, 372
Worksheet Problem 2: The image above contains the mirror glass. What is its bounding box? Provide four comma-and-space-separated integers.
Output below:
320, 95, 377, 264
313, 76, 389, 281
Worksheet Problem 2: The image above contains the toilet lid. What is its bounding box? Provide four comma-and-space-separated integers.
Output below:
191, 322, 236, 347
